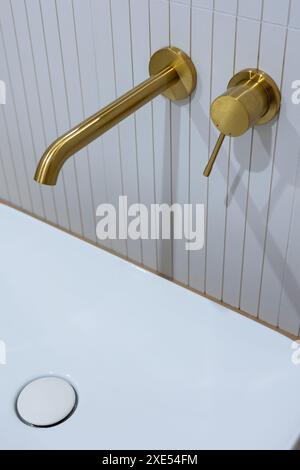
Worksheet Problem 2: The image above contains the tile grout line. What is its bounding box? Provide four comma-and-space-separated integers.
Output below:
276, 153, 300, 332
257, 0, 291, 320
148, 0, 159, 272
0, 146, 10, 200
71, 0, 97, 243
24, 0, 59, 225
38, 0, 71, 231
128, 0, 143, 264
221, 3, 239, 301
168, 0, 174, 280
238, 0, 264, 310
54, 0, 84, 237
89, 0, 111, 249
204, 0, 215, 295
9, 0, 46, 218
0, 9, 30, 210
109, 0, 128, 258
187, 0, 192, 287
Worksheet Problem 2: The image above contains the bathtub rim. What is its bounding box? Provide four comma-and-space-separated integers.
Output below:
0, 198, 297, 343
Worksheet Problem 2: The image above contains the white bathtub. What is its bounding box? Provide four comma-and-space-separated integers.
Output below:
1, 203, 300, 450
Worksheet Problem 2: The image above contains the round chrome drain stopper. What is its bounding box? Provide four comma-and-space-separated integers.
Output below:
16, 377, 77, 427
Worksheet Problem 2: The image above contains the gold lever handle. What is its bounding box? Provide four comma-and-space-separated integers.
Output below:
203, 133, 225, 177
203, 68, 281, 177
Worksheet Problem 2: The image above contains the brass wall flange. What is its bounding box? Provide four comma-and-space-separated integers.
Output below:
149, 47, 197, 101
227, 69, 281, 126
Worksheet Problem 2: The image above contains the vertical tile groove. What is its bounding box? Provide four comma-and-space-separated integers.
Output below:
127, 0, 143, 260
0, 16, 30, 210
204, 0, 215, 294
257, 5, 291, 318
238, 1, 264, 308
0, 147, 10, 200
39, 0, 71, 229
24, 0, 58, 224
109, 0, 128, 257
168, 0, 174, 278
148, 0, 158, 270
0, 106, 23, 207
54, 0, 84, 236
89, 0, 110, 221
221, 3, 238, 300
276, 154, 300, 328
71, 0, 97, 238
9, 0, 46, 217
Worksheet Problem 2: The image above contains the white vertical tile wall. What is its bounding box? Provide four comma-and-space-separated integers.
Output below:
222, 16, 261, 308
240, 22, 287, 316
189, 5, 213, 292
1, 0, 300, 336
170, 1, 191, 284
150, 0, 173, 277
130, 0, 158, 270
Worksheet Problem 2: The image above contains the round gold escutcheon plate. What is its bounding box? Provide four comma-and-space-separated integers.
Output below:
149, 47, 197, 101
227, 69, 281, 126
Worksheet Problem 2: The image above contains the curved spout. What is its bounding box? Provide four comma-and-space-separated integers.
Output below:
34, 47, 197, 186
34, 125, 90, 186
34, 67, 178, 185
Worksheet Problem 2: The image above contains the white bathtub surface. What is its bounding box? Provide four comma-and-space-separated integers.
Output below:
1, 204, 300, 450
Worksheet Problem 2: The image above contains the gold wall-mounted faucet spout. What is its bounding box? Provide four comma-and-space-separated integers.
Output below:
203, 69, 281, 177
34, 47, 197, 186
